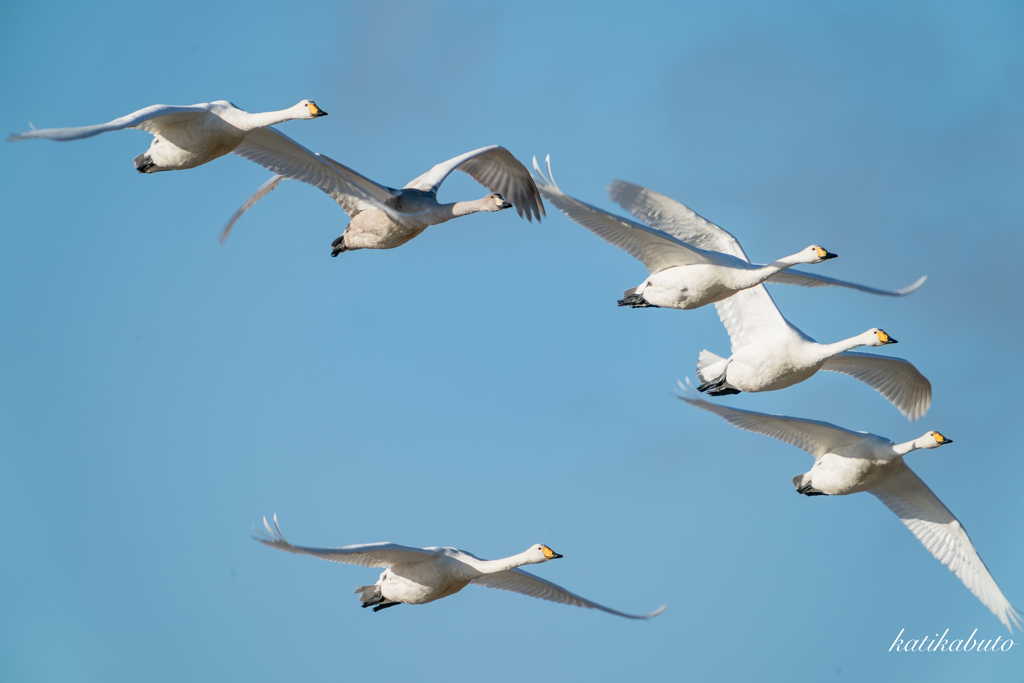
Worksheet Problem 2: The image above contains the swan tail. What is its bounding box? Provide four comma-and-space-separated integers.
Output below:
695, 350, 741, 395
618, 287, 658, 308
695, 350, 728, 385
355, 584, 401, 612
355, 584, 382, 607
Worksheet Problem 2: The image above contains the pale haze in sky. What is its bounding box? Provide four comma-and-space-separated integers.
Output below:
2, 1, 1023, 681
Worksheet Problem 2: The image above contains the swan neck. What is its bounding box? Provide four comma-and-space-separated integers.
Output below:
446, 199, 487, 219
814, 334, 869, 361
891, 440, 919, 456
236, 107, 302, 132
767, 254, 805, 271
745, 259, 799, 286
469, 551, 533, 575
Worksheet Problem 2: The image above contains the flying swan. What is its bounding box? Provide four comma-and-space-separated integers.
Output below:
220, 144, 544, 254
678, 388, 1022, 632
254, 515, 664, 619
692, 277, 931, 419
531, 156, 926, 310
7, 100, 328, 173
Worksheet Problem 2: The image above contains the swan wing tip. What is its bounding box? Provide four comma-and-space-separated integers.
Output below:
252, 513, 289, 546
7, 123, 40, 142
896, 274, 928, 296
643, 603, 668, 619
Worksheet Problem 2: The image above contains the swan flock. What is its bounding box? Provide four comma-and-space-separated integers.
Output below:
8, 98, 1018, 632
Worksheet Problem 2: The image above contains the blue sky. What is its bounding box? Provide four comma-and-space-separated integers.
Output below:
2, 1, 1022, 680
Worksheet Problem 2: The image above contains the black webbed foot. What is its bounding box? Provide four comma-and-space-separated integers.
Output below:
330, 234, 347, 257
133, 154, 156, 174
797, 484, 827, 497
617, 293, 658, 308
696, 377, 741, 396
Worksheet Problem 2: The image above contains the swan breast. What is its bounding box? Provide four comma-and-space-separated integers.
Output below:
726, 339, 824, 392
382, 555, 473, 604
809, 451, 903, 496
641, 265, 742, 310
344, 209, 429, 250
148, 115, 246, 168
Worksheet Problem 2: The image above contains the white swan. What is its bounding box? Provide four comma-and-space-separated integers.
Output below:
693, 278, 932, 419
7, 100, 328, 173
531, 157, 926, 309
254, 515, 664, 619
678, 389, 1022, 632
220, 144, 544, 253
606, 175, 927, 300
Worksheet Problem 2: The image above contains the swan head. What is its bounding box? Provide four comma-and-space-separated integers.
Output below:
865, 328, 898, 346
485, 193, 513, 212
918, 431, 953, 449
527, 544, 563, 563
297, 100, 328, 119
800, 245, 838, 263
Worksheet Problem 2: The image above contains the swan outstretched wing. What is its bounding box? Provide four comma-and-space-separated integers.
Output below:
870, 464, 1023, 632
471, 568, 666, 620
227, 129, 414, 237
608, 179, 929, 299
677, 387, 863, 458
253, 515, 435, 568
402, 145, 544, 221
234, 129, 401, 209
220, 175, 286, 243
821, 352, 932, 421
533, 157, 712, 272
6, 103, 214, 142
767, 272, 927, 297
714, 285, 805, 353
606, 180, 748, 259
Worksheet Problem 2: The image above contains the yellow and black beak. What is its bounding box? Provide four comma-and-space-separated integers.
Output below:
877, 331, 898, 344
815, 247, 838, 260
308, 103, 328, 117
934, 433, 953, 445
541, 546, 563, 559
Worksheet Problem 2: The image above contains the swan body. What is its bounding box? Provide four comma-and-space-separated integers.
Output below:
532, 156, 926, 310
7, 100, 328, 173
338, 189, 513, 251
694, 277, 932, 420
254, 515, 664, 619
620, 245, 835, 310
220, 144, 544, 253
679, 390, 1022, 632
